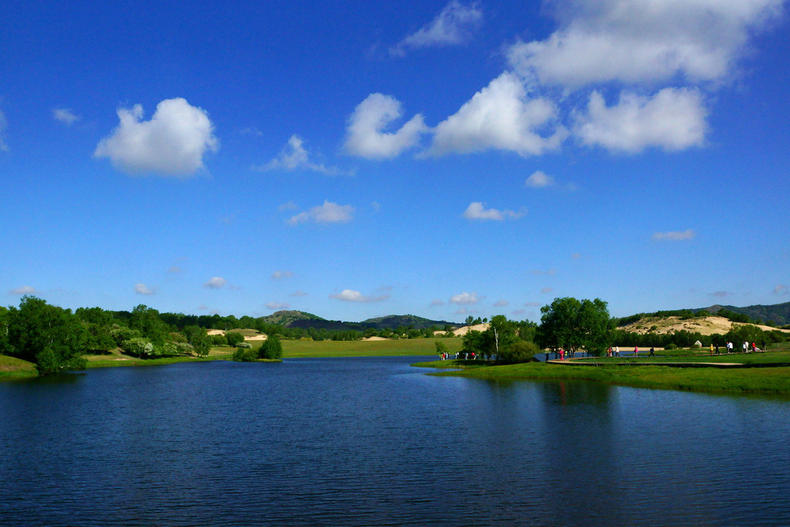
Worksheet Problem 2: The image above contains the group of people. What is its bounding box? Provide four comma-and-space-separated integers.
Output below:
716, 341, 764, 354
438, 351, 477, 360
605, 345, 655, 358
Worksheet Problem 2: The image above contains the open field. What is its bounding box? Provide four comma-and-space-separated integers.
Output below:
414, 352, 790, 397
282, 337, 462, 358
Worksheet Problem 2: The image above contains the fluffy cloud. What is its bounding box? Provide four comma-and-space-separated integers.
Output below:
540, 287, 554, 294
652, 229, 696, 241
271, 270, 294, 280
525, 170, 555, 188
429, 73, 566, 157
774, 284, 788, 295
391, 1, 483, 56
10, 285, 36, 295
463, 202, 525, 221
507, 0, 783, 89
134, 283, 155, 295
574, 89, 707, 153
257, 135, 345, 175
450, 291, 479, 305
95, 98, 218, 175
288, 201, 353, 225
266, 302, 291, 310
204, 276, 227, 289
53, 108, 80, 125
344, 94, 427, 159
493, 299, 509, 307
330, 289, 390, 303
430, 299, 445, 307
290, 290, 308, 297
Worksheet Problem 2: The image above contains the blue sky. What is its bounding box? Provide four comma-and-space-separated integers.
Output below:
2, 0, 789, 322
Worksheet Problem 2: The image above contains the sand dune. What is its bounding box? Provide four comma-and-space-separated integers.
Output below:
621, 315, 789, 336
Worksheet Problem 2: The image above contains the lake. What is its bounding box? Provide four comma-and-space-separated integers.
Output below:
1, 357, 789, 526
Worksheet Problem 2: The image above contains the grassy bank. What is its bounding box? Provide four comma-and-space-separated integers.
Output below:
0, 354, 38, 380
282, 337, 462, 358
413, 359, 790, 397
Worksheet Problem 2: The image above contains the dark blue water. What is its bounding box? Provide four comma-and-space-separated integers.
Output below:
1, 357, 789, 526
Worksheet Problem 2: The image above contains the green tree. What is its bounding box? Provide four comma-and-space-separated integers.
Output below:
259, 335, 283, 359
6, 296, 87, 374
225, 331, 245, 347
538, 297, 612, 356
497, 340, 539, 364
183, 325, 211, 357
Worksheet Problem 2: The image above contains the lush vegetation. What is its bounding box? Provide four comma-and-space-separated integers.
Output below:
414, 350, 790, 398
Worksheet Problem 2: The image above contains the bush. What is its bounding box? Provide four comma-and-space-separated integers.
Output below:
226, 332, 245, 347
665, 342, 677, 350
121, 337, 154, 357
259, 335, 282, 359
210, 334, 228, 346
497, 340, 539, 364
232, 348, 258, 362
435, 341, 449, 356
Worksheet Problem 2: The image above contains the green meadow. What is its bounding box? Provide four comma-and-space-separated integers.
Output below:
413, 350, 790, 398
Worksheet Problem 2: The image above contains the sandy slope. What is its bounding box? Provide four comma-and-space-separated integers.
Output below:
621, 315, 789, 336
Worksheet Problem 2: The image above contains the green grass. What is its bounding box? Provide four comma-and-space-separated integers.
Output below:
413, 359, 790, 397
573, 350, 790, 365
0, 354, 38, 380
283, 337, 462, 358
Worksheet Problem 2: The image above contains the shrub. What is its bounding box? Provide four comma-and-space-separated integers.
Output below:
497, 340, 539, 364
226, 332, 245, 347
259, 335, 282, 359
121, 337, 154, 357
232, 348, 257, 362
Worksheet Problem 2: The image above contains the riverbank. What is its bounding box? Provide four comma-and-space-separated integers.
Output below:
412, 353, 790, 397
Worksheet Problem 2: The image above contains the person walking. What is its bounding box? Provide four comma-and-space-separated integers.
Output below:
633, 346, 639, 357
649, 346, 655, 357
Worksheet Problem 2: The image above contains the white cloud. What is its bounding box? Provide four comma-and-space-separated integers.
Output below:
266, 302, 291, 310
429, 72, 567, 157
493, 299, 509, 307
0, 109, 8, 152
288, 201, 353, 225
134, 283, 155, 295
256, 134, 346, 175
507, 0, 784, 89
574, 89, 707, 153
391, 1, 483, 56
450, 291, 479, 305
290, 290, 308, 297
344, 93, 427, 159
774, 284, 788, 295
330, 289, 390, 303
278, 201, 298, 211
463, 202, 525, 221
531, 269, 556, 276
540, 287, 554, 294
53, 108, 80, 125
430, 299, 445, 307
204, 276, 227, 289
652, 229, 696, 241
525, 170, 555, 188
710, 291, 731, 298
524, 301, 541, 307
10, 285, 36, 295
271, 270, 294, 280
95, 97, 218, 176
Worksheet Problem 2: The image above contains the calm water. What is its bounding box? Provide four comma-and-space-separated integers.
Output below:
1, 357, 789, 526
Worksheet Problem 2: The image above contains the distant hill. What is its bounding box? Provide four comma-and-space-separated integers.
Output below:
262, 310, 459, 331
360, 314, 458, 330
260, 310, 324, 326
697, 302, 790, 326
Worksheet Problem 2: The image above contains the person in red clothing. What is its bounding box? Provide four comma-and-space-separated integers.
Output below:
634, 346, 639, 357
559, 348, 565, 360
